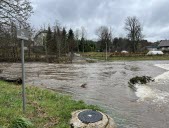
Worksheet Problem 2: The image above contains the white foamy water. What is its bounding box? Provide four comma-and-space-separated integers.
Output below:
155, 64, 169, 70
135, 64, 169, 103
154, 64, 169, 82
135, 85, 169, 103
135, 84, 155, 101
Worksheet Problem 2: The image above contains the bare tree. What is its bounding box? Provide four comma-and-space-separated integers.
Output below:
27, 26, 35, 58
75, 28, 80, 52
125, 16, 143, 53
0, 0, 33, 61
96, 26, 113, 52
0, 0, 33, 28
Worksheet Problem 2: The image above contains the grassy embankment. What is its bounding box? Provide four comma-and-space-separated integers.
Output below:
0, 81, 100, 128
82, 52, 169, 61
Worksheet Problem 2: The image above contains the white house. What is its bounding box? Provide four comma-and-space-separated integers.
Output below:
34, 30, 48, 46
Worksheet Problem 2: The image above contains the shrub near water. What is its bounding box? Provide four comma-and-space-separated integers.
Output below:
128, 76, 155, 90
129, 76, 154, 85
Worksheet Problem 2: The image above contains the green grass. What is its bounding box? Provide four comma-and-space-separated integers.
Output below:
82, 52, 169, 61
0, 81, 100, 128
90, 55, 169, 61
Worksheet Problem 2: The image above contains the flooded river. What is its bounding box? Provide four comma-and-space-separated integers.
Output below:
0, 61, 169, 128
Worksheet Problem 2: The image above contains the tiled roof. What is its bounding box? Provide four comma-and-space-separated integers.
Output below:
158, 40, 169, 47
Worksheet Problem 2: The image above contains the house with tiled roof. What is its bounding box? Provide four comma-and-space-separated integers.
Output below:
158, 40, 169, 52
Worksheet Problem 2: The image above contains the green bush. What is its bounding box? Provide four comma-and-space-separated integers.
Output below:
10, 117, 33, 128
129, 76, 154, 85
128, 76, 155, 90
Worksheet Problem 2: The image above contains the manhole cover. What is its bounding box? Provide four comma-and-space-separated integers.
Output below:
78, 110, 103, 124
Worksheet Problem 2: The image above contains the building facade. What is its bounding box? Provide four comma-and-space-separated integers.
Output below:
158, 40, 169, 52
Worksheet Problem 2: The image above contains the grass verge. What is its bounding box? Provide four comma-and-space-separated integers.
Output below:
82, 52, 169, 61
0, 81, 100, 128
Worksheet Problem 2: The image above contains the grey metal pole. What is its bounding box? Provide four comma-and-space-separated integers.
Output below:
21, 40, 26, 113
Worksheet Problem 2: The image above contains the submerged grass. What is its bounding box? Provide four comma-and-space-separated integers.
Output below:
0, 81, 100, 128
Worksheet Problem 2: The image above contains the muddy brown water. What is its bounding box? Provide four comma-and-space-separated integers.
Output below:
0, 61, 169, 128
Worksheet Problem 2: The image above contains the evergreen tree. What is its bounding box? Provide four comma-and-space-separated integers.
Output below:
53, 28, 58, 55
113, 37, 119, 51
67, 29, 75, 53
79, 37, 85, 52
46, 26, 52, 54
61, 27, 67, 54
67, 28, 75, 63
56, 26, 61, 57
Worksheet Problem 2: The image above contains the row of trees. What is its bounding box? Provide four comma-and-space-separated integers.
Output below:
95, 16, 143, 53
44, 26, 97, 59
0, 0, 149, 62
46, 27, 76, 56
37, 16, 145, 62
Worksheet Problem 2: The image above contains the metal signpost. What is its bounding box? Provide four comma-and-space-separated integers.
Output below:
17, 28, 29, 114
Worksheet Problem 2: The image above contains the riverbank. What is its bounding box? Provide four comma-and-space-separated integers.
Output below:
82, 52, 169, 61
0, 81, 100, 128
1, 61, 169, 127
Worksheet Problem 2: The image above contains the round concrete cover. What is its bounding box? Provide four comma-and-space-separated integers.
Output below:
78, 110, 103, 124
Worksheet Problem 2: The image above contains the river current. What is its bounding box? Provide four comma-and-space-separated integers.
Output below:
0, 61, 169, 128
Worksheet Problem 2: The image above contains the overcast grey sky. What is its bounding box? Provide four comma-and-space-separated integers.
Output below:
30, 0, 169, 42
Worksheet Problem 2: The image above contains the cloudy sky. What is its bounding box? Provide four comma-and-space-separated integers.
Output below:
30, 0, 169, 42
